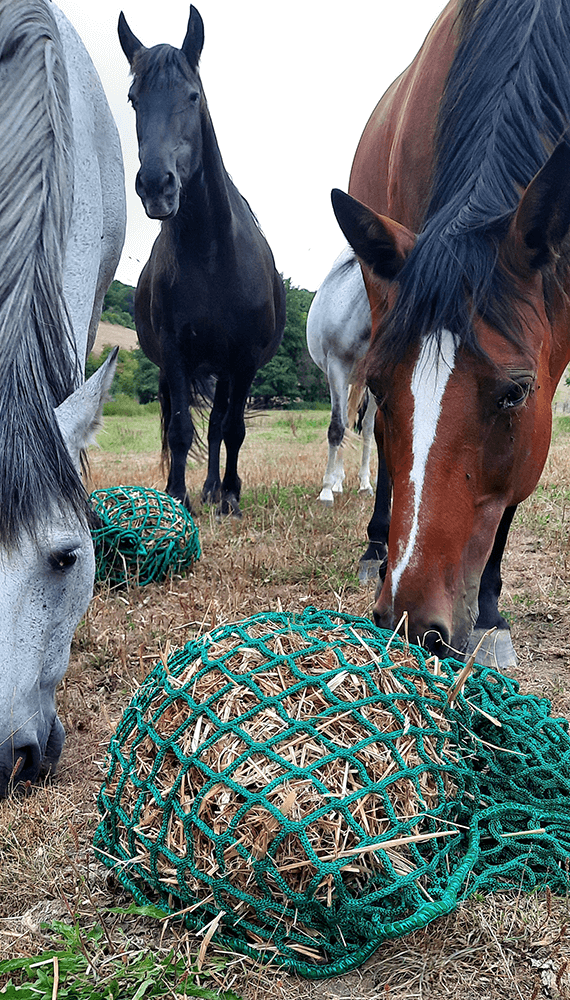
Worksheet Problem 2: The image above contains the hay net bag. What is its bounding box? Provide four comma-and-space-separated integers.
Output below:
91, 486, 200, 587
94, 608, 570, 978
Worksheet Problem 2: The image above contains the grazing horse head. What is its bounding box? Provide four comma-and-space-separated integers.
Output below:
332, 0, 570, 663
0, 357, 117, 796
0, 0, 125, 796
118, 6, 205, 220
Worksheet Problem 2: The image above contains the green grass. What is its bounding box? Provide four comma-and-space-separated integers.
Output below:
552, 414, 570, 439
95, 408, 162, 454
103, 395, 160, 418
0, 915, 241, 999
93, 407, 329, 456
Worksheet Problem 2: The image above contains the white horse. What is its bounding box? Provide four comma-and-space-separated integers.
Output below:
0, 0, 125, 796
307, 247, 375, 505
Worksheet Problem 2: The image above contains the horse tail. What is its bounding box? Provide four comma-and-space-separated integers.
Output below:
347, 381, 368, 431
0, 0, 87, 546
160, 404, 170, 477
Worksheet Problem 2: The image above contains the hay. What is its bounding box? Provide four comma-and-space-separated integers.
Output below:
96, 608, 570, 977
91, 486, 200, 587
107, 628, 457, 906
96, 610, 472, 974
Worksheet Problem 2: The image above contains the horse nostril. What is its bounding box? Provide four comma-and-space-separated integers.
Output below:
136, 169, 177, 197
418, 624, 452, 656
8, 745, 40, 791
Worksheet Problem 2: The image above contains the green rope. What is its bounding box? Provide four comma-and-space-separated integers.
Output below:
94, 608, 570, 977
91, 487, 200, 587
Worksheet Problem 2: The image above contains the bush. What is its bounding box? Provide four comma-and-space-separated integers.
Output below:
101, 308, 135, 330
86, 344, 160, 405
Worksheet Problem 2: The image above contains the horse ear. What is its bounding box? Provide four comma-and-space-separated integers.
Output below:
511, 141, 570, 271
55, 349, 118, 470
181, 5, 205, 70
331, 189, 415, 280
118, 12, 145, 66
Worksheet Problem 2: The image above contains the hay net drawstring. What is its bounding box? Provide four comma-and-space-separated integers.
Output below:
91, 486, 200, 587
94, 608, 570, 978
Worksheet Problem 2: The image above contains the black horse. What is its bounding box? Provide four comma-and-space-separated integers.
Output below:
118, 5, 285, 515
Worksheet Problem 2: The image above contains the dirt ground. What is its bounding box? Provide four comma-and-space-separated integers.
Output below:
1, 414, 569, 999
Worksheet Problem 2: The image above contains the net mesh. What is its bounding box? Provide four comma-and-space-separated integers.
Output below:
91, 487, 201, 587
94, 608, 570, 978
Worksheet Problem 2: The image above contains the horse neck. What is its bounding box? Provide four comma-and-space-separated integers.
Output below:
176, 106, 234, 241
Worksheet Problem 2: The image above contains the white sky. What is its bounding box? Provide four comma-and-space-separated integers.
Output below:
55, 0, 447, 291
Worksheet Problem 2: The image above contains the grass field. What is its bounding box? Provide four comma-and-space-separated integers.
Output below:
1, 407, 570, 1000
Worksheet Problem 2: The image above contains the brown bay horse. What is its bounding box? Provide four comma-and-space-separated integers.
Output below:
118, 5, 285, 516
332, 0, 570, 668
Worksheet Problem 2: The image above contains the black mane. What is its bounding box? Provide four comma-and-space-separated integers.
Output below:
130, 43, 197, 92
378, 0, 570, 366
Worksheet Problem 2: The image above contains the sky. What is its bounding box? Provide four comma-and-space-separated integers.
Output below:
55, 0, 447, 292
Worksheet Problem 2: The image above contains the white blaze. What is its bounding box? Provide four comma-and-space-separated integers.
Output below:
390, 329, 456, 600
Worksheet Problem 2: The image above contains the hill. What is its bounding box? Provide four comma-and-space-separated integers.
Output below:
92, 321, 138, 356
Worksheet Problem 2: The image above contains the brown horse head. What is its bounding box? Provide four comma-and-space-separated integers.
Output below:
333, 140, 570, 656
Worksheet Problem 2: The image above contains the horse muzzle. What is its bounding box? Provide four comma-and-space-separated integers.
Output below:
0, 714, 64, 798
136, 168, 180, 220
373, 578, 475, 660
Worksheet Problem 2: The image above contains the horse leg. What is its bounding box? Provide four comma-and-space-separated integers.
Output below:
217, 371, 256, 517
201, 377, 228, 505
161, 361, 194, 508
332, 451, 346, 494
464, 505, 518, 668
319, 440, 343, 505
319, 360, 347, 505
358, 450, 391, 585
357, 392, 376, 496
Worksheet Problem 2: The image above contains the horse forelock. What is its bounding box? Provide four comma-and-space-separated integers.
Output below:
378, 0, 570, 370
0, 0, 90, 548
130, 43, 200, 93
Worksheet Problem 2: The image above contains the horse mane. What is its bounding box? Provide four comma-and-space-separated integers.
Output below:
130, 43, 197, 91
376, 0, 570, 368
0, 0, 89, 547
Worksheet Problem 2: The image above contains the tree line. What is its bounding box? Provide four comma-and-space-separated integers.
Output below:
89, 279, 329, 407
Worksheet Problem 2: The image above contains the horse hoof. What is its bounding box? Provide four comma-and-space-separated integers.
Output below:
318, 489, 334, 505
359, 485, 374, 497
357, 559, 382, 585
217, 495, 242, 518
464, 627, 518, 671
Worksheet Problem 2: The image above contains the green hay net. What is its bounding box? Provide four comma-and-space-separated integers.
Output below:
91, 487, 200, 587
94, 608, 570, 978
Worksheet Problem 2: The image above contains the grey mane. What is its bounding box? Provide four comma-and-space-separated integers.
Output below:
0, 0, 90, 546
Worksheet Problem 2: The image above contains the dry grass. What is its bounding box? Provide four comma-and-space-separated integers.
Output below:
1, 410, 570, 998
100, 628, 458, 957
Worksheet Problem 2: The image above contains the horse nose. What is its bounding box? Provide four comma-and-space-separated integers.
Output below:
136, 168, 179, 219
136, 167, 177, 199
373, 600, 453, 657
0, 743, 41, 797
414, 622, 452, 656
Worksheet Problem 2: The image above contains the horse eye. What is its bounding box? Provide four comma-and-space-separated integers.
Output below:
49, 549, 78, 573
497, 376, 533, 410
